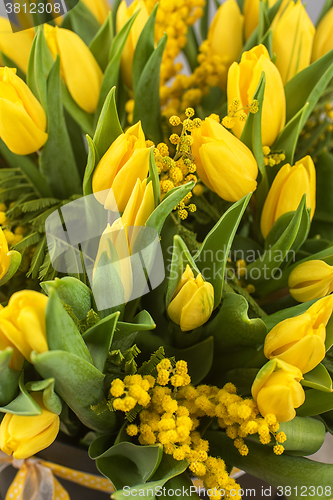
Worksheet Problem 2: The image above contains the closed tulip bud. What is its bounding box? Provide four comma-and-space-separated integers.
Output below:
243, 0, 278, 41
81, 0, 110, 24
44, 25, 103, 114
116, 0, 149, 89
227, 44, 286, 146
271, 0, 315, 83
252, 359, 305, 422
260, 155, 316, 239
167, 265, 214, 331
191, 117, 258, 202
0, 18, 34, 73
0, 392, 59, 459
121, 178, 155, 229
92, 121, 150, 212
264, 296, 333, 374
312, 7, 333, 62
0, 226, 22, 288
207, 0, 244, 88
289, 260, 333, 303
0, 290, 48, 363
0, 67, 48, 155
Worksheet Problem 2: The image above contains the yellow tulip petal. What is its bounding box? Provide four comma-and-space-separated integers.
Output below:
134, 181, 155, 227
257, 385, 296, 422
273, 335, 326, 374
180, 282, 214, 331
13, 419, 60, 459
81, 0, 110, 24
17, 306, 48, 355
168, 280, 198, 326
0, 18, 34, 73
312, 7, 333, 61
0, 316, 33, 361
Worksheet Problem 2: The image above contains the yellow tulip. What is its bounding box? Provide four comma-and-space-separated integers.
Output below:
0, 18, 34, 73
264, 296, 333, 374
44, 25, 103, 114
92, 121, 150, 212
227, 44, 286, 146
0, 307, 24, 372
271, 0, 315, 83
121, 178, 155, 229
260, 155, 316, 239
191, 117, 258, 202
168, 265, 214, 332
289, 260, 333, 302
116, 0, 149, 89
0, 290, 48, 363
0, 226, 11, 283
81, 0, 110, 24
243, 0, 278, 41
207, 0, 244, 88
0, 392, 59, 459
312, 7, 333, 62
252, 359, 305, 422
0, 67, 48, 155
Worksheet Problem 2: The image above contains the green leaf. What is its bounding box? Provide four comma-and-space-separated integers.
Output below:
67, 1, 100, 45
146, 181, 195, 234
182, 26, 199, 73
90, 12, 114, 71
25, 378, 62, 415
27, 235, 46, 279
113, 310, 156, 352
12, 231, 42, 252
132, 4, 158, 93
285, 48, 333, 127
279, 417, 326, 456
83, 136, 98, 196
41, 276, 92, 320
0, 349, 20, 407
0, 372, 42, 416
93, 86, 123, 159
40, 58, 82, 199
45, 288, 93, 364
194, 194, 251, 308
83, 312, 119, 372
148, 148, 161, 207
31, 350, 117, 433
272, 103, 309, 165
302, 364, 333, 393
0, 250, 22, 287
133, 35, 167, 143
297, 389, 333, 417
310, 151, 333, 240
27, 27, 53, 111
61, 82, 94, 136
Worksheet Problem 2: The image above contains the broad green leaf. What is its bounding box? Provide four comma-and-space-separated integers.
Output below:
132, 4, 158, 93
272, 103, 309, 165
224, 367, 259, 396
93, 86, 123, 159
83, 136, 98, 196
133, 35, 167, 143
40, 58, 82, 199
67, 1, 100, 45
25, 378, 62, 415
27, 27, 53, 110
83, 312, 119, 372
41, 276, 92, 320
113, 310, 156, 352
194, 194, 251, 308
297, 389, 333, 417
0, 349, 20, 407
302, 364, 333, 393
61, 82, 94, 136
310, 151, 333, 240
45, 288, 93, 364
90, 13, 114, 71
148, 148, 161, 207
0, 372, 41, 416
200, 0, 209, 41
279, 417, 326, 456
31, 350, 117, 433
183, 26, 199, 72
0, 250, 22, 287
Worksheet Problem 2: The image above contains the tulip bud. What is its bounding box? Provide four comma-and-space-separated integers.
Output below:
0, 67, 48, 155
0, 309, 24, 372
167, 265, 214, 331
252, 359, 305, 422
0, 392, 59, 459
206, 0, 244, 88
289, 260, 333, 303
44, 25, 103, 114
264, 296, 333, 374
121, 178, 155, 229
243, 0, 278, 41
312, 7, 333, 62
271, 0, 315, 83
191, 117, 258, 202
0, 226, 22, 287
260, 155, 316, 239
227, 44, 286, 146
116, 0, 149, 89
81, 0, 110, 24
0, 290, 48, 362
0, 18, 34, 73
92, 121, 150, 212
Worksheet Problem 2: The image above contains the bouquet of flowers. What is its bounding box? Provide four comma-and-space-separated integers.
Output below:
0, 0, 333, 498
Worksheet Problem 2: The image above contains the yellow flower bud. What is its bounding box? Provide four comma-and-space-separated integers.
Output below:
271, 0, 315, 83
252, 359, 305, 422
312, 7, 333, 62
0, 18, 34, 73
289, 260, 333, 302
264, 296, 333, 374
227, 44, 286, 146
243, 0, 278, 41
44, 25, 103, 114
207, 0, 244, 88
0, 290, 48, 363
92, 121, 150, 212
0, 393, 59, 459
260, 156, 316, 239
0, 67, 48, 155
191, 117, 258, 202
81, 0, 110, 24
168, 265, 214, 331
116, 0, 149, 89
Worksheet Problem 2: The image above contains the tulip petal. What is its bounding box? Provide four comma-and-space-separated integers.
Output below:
257, 385, 296, 422
272, 335, 326, 374
134, 181, 155, 227
180, 282, 214, 331
0, 317, 32, 361
0, 19, 34, 74
168, 280, 198, 326
13, 419, 60, 459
